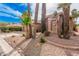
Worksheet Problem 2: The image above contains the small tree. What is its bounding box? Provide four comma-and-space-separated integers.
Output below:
21, 12, 31, 39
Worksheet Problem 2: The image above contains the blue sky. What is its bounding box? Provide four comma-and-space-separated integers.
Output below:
0, 3, 79, 24
0, 3, 32, 23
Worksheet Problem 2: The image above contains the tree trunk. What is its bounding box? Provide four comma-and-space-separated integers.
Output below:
34, 3, 39, 23
51, 20, 53, 31
57, 14, 64, 38
27, 3, 32, 38
41, 3, 46, 33
63, 5, 70, 39
33, 3, 39, 39
69, 18, 74, 35
25, 25, 29, 39
46, 17, 48, 31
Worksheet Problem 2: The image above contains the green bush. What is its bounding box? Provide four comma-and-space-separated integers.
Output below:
22, 34, 25, 37
5, 30, 10, 33
0, 26, 22, 32
9, 27, 22, 31
76, 24, 79, 26
0, 27, 7, 32
40, 37, 46, 43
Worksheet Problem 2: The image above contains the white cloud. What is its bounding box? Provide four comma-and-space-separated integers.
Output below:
3, 6, 22, 16
0, 4, 22, 17
46, 3, 58, 15
19, 3, 27, 7
0, 12, 19, 19
0, 3, 58, 20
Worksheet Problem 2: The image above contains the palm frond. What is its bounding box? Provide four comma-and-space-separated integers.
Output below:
57, 3, 71, 10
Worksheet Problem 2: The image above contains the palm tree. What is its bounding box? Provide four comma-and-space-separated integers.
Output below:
21, 12, 31, 39
41, 3, 46, 33
71, 9, 79, 23
33, 3, 39, 39
27, 3, 32, 38
71, 9, 79, 32
57, 3, 71, 39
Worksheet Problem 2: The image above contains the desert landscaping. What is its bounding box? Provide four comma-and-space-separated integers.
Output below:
0, 3, 79, 56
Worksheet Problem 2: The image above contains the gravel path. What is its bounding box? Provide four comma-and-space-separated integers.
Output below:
23, 33, 42, 56
0, 37, 20, 56
0, 32, 30, 56
1, 32, 79, 56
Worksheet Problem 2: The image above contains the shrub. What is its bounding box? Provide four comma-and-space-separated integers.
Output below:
22, 34, 25, 37
9, 27, 22, 31
44, 31, 50, 36
12, 35, 15, 37
0, 26, 22, 32
75, 24, 79, 27
5, 30, 10, 33
0, 27, 6, 32
40, 37, 46, 43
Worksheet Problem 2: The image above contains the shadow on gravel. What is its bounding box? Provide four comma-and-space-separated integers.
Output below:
6, 39, 28, 56
23, 38, 43, 56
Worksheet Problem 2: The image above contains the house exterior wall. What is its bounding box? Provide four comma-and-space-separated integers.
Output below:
46, 17, 57, 33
